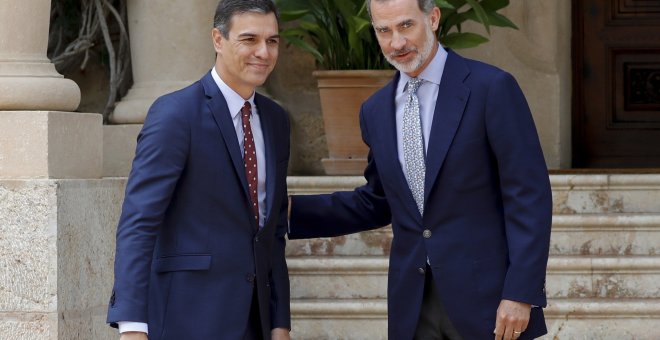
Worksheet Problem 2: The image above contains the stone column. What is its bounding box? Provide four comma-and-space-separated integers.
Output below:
0, 0, 80, 111
0, 0, 101, 180
0, 1, 109, 339
110, 0, 217, 124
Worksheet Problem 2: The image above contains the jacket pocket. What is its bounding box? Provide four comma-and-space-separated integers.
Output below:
154, 254, 212, 273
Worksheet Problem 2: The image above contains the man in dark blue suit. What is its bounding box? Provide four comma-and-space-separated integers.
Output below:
288, 0, 552, 339
107, 1, 291, 339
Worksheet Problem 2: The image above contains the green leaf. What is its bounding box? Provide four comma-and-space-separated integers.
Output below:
353, 16, 371, 34
441, 32, 489, 49
486, 12, 518, 29
279, 27, 310, 38
446, 0, 467, 8
299, 21, 322, 35
480, 0, 510, 12
283, 36, 324, 63
435, 0, 455, 9
278, 9, 309, 22
464, 0, 490, 33
462, 11, 518, 29
441, 11, 467, 36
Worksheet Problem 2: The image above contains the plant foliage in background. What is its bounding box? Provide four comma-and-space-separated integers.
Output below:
48, 0, 130, 123
276, 0, 517, 70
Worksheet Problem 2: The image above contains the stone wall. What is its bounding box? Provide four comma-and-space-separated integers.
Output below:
459, 0, 572, 168
0, 180, 125, 340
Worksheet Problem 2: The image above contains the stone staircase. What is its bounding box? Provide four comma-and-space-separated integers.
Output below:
286, 175, 660, 339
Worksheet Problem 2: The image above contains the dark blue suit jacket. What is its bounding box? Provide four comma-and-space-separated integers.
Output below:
107, 72, 291, 339
290, 51, 552, 339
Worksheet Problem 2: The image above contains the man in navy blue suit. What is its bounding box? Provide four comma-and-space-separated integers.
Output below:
107, 1, 291, 339
288, 0, 552, 339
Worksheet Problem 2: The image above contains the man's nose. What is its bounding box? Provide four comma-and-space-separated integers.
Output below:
391, 31, 406, 50
254, 41, 269, 58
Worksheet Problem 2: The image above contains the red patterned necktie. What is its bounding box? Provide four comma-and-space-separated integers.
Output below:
241, 101, 259, 227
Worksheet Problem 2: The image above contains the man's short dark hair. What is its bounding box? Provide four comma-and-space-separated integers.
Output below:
366, 0, 435, 20
214, 0, 279, 38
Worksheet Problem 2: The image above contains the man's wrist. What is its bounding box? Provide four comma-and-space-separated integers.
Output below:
287, 196, 292, 220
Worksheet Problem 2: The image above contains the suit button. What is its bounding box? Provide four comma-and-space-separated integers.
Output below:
423, 229, 432, 238
418, 267, 425, 275
246, 273, 255, 283
255, 236, 259, 243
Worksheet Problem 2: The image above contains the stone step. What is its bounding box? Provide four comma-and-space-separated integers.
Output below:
551, 174, 660, 214
287, 256, 660, 299
286, 213, 660, 257
288, 257, 387, 300
547, 255, 660, 299
550, 213, 660, 255
289, 298, 660, 339
285, 176, 660, 339
288, 175, 660, 215
290, 299, 386, 340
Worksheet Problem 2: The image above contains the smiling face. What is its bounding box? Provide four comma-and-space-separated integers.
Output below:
370, 0, 440, 77
212, 11, 279, 99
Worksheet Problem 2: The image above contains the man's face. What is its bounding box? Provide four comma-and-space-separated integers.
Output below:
371, 0, 440, 77
213, 12, 279, 98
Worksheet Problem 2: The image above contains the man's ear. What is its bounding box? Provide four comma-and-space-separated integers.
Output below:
212, 28, 223, 54
430, 7, 441, 32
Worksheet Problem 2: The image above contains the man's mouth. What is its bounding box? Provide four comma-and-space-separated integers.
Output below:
249, 63, 270, 70
391, 49, 415, 60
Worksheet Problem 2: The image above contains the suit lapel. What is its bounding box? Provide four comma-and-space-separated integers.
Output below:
255, 94, 277, 227
424, 51, 471, 204
201, 72, 251, 202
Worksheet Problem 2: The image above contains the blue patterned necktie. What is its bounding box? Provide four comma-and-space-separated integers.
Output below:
402, 77, 425, 215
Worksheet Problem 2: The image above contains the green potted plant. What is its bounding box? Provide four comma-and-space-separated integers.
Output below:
276, 0, 517, 174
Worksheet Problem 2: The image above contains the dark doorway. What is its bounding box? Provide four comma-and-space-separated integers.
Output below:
573, 0, 660, 167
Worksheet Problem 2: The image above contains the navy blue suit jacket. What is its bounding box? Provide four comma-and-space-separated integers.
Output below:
107, 71, 291, 339
290, 51, 552, 339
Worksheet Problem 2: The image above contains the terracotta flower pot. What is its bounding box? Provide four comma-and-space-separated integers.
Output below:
314, 69, 396, 175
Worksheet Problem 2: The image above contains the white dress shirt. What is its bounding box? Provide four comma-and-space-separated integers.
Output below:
211, 67, 267, 227
118, 68, 267, 334
395, 44, 448, 170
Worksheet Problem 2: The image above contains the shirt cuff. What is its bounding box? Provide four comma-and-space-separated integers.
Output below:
117, 321, 148, 334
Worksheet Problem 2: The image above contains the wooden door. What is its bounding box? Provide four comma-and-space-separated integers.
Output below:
573, 0, 660, 167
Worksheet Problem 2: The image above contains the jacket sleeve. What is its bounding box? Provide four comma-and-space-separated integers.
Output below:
289, 104, 392, 239
269, 110, 291, 330
484, 71, 553, 307
107, 96, 190, 325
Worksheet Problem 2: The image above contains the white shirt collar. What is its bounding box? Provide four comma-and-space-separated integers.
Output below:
211, 67, 256, 119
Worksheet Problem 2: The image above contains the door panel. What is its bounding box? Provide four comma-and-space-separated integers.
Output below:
573, 0, 660, 167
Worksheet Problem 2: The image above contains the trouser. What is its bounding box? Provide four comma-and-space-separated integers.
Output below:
243, 286, 264, 340
414, 265, 463, 340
